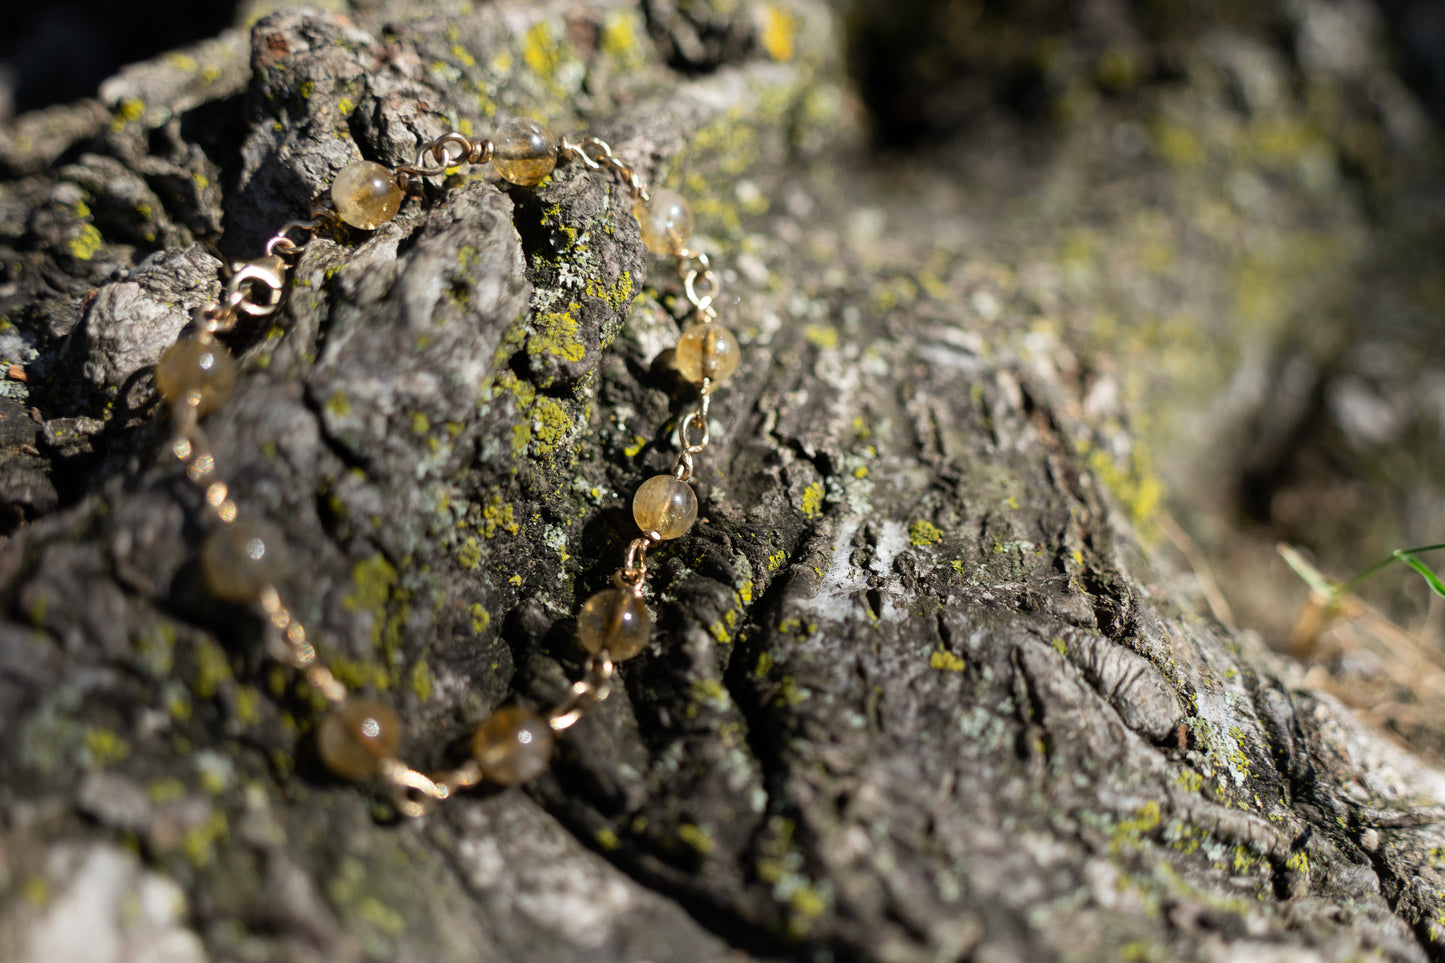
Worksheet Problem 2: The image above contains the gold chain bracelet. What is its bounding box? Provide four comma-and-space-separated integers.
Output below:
151, 116, 741, 817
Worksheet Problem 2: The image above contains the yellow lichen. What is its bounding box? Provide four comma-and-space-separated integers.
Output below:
22, 876, 50, 906
480, 494, 519, 537
83, 728, 129, 766
529, 309, 587, 364
803, 323, 838, 349
1111, 800, 1163, 852
800, 482, 824, 519
456, 536, 482, 570
410, 660, 433, 701
109, 97, 145, 132
234, 686, 260, 724
929, 651, 965, 672
69, 225, 103, 261
193, 640, 232, 699
530, 396, 572, 456
760, 4, 796, 62
328, 656, 390, 693
908, 519, 942, 546
676, 823, 716, 855
182, 810, 229, 867
345, 555, 396, 616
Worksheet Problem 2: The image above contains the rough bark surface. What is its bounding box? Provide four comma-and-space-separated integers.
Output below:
2, 2, 1444, 962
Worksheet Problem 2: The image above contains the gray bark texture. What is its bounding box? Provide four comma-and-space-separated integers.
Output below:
2, 1, 1445, 962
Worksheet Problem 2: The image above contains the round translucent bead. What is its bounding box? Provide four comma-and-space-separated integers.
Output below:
154, 338, 235, 415
675, 324, 740, 384
577, 588, 651, 660
633, 474, 697, 540
200, 520, 289, 601
331, 160, 403, 230
318, 699, 402, 781
473, 706, 554, 785
492, 118, 557, 187
634, 189, 693, 255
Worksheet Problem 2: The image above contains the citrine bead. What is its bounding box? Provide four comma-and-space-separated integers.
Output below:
200, 520, 289, 601
154, 337, 235, 415
331, 160, 403, 230
578, 588, 651, 660
318, 699, 402, 781
634, 189, 693, 255
492, 118, 557, 187
633, 474, 697, 540
472, 706, 554, 785
675, 324, 740, 384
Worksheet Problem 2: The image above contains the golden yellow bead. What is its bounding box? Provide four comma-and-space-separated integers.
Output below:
675, 324, 740, 384
473, 706, 554, 785
318, 699, 402, 781
200, 520, 288, 602
634, 189, 693, 255
492, 118, 557, 187
154, 338, 235, 415
577, 588, 651, 660
331, 160, 403, 230
633, 474, 697, 540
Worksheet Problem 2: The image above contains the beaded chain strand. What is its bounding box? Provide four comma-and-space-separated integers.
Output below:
152, 116, 741, 817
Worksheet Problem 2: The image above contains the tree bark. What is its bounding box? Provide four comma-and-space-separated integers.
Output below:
2, 2, 1444, 962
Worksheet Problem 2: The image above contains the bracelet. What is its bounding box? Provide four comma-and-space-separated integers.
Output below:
152, 116, 741, 817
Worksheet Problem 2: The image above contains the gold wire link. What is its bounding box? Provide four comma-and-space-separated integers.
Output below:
558, 134, 650, 200
258, 586, 288, 628
680, 407, 711, 452
680, 251, 720, 319
225, 254, 288, 318
618, 535, 660, 585
443, 759, 485, 792
668, 395, 713, 482
258, 586, 322, 671
170, 405, 199, 455
398, 131, 490, 180
380, 759, 452, 818
197, 299, 241, 335
206, 481, 238, 524
304, 665, 346, 704
185, 453, 215, 482
265, 217, 325, 258
557, 134, 603, 171
170, 407, 230, 490
547, 651, 616, 731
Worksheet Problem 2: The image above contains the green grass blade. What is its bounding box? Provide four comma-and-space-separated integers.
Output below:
1277, 543, 1338, 598
1394, 549, 1445, 599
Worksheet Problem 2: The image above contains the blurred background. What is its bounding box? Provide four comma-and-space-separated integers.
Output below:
842, 0, 1445, 755
0, 1, 241, 120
